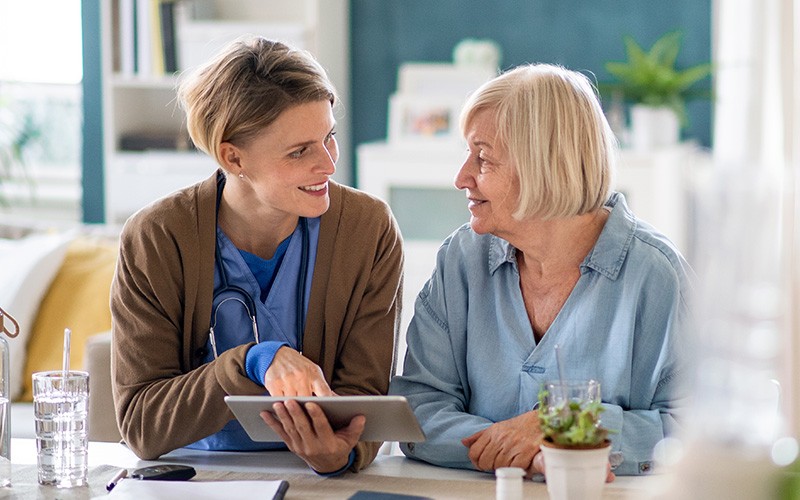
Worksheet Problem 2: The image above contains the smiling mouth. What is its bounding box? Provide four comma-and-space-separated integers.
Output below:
300, 182, 327, 192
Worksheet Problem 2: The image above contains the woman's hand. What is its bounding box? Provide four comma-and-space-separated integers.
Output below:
461, 411, 542, 476
264, 346, 335, 396
532, 451, 616, 482
260, 400, 365, 473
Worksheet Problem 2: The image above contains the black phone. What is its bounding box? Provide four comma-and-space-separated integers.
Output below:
129, 464, 197, 481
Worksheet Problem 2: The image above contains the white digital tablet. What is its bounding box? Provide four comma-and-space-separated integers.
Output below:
224, 395, 426, 443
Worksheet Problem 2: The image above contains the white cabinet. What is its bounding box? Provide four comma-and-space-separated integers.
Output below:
613, 144, 711, 255
100, 0, 350, 223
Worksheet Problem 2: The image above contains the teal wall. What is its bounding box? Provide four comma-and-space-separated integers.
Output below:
350, 1, 712, 152
81, 0, 104, 223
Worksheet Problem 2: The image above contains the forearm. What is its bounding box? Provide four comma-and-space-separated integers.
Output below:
390, 374, 493, 470
400, 406, 492, 469
114, 344, 263, 459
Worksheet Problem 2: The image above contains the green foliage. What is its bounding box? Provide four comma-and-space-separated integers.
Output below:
0, 101, 41, 206
538, 388, 610, 447
604, 30, 712, 128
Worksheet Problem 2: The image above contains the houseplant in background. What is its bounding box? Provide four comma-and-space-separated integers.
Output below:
604, 30, 712, 150
0, 101, 40, 206
538, 380, 612, 500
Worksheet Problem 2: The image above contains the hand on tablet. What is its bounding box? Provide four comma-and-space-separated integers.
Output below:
260, 399, 365, 473
264, 346, 335, 396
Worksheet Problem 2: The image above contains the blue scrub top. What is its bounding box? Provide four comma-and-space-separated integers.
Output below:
188, 217, 320, 451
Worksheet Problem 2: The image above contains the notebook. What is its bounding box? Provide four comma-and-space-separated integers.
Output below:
106, 479, 289, 499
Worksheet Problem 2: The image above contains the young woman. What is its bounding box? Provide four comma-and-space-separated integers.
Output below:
111, 37, 403, 475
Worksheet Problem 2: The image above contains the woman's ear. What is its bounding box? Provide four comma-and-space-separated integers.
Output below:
219, 142, 242, 172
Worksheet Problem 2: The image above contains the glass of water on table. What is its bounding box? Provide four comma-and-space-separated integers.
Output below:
32, 370, 89, 487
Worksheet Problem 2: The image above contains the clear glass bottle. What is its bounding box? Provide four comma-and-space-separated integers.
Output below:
0, 309, 14, 487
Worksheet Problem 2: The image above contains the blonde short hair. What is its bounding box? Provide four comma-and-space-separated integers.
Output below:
460, 64, 616, 220
177, 37, 336, 166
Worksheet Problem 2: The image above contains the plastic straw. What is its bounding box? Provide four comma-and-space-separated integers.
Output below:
62, 328, 71, 378
554, 344, 566, 384
554, 344, 567, 402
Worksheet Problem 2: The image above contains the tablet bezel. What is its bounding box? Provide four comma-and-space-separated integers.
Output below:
224, 395, 426, 443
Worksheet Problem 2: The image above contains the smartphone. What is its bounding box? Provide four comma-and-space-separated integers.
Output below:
129, 464, 197, 481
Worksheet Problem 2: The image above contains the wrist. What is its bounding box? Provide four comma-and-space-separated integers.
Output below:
312, 449, 356, 477
244, 341, 289, 385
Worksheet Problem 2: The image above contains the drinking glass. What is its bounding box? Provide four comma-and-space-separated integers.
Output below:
540, 380, 601, 422
32, 371, 89, 487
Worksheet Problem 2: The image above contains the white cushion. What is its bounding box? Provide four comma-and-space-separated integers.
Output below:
0, 231, 72, 400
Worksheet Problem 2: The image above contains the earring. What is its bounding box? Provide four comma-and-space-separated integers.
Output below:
238, 172, 244, 179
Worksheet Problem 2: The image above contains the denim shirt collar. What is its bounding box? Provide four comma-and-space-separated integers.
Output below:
488, 192, 634, 281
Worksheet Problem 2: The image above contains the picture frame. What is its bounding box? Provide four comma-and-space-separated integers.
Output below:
388, 93, 465, 146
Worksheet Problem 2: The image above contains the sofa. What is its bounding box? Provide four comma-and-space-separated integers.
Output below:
0, 223, 121, 442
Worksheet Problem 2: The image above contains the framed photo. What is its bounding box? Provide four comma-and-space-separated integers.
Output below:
388, 93, 464, 146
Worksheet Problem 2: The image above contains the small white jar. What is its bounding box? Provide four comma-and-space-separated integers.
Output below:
495, 466, 524, 500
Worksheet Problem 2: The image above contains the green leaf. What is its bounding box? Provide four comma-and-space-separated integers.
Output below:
623, 35, 648, 71
648, 31, 682, 68
674, 63, 713, 91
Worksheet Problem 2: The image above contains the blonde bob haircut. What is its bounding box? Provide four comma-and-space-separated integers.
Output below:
460, 64, 616, 220
177, 36, 336, 167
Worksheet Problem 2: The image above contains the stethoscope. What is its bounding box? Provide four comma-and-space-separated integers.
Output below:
208, 173, 309, 358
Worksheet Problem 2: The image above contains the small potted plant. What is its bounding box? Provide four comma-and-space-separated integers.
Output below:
538, 380, 612, 500
603, 30, 712, 150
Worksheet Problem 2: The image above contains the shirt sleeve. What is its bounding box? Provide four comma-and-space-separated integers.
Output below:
245, 341, 290, 386
389, 275, 492, 470
600, 271, 693, 476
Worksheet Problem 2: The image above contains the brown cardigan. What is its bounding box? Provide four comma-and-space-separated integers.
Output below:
110, 171, 403, 470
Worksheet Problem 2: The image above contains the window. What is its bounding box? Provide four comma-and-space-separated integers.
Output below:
0, 0, 82, 220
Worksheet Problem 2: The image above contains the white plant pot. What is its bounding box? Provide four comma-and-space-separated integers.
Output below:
629, 104, 680, 151
540, 441, 611, 500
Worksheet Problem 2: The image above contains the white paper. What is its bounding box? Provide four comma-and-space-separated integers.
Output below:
106, 479, 288, 499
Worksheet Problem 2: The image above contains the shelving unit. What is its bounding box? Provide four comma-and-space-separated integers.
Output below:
99, 0, 350, 223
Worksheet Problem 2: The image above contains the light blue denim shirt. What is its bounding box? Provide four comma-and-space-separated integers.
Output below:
389, 192, 694, 476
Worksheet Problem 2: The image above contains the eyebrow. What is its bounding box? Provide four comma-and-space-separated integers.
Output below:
285, 125, 336, 151
471, 139, 493, 150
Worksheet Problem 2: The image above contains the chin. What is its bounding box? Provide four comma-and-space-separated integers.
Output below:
303, 200, 330, 218
469, 219, 492, 235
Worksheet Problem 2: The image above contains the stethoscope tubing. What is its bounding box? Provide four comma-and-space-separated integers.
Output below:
209, 173, 309, 358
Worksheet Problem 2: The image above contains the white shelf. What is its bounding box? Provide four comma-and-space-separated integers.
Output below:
110, 74, 178, 89
106, 151, 218, 222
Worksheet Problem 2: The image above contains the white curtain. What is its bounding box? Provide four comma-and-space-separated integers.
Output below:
712, 0, 799, 438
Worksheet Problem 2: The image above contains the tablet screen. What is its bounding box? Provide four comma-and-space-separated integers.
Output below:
224, 395, 426, 443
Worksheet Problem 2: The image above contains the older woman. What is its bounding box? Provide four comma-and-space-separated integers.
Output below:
390, 64, 692, 478
111, 37, 403, 475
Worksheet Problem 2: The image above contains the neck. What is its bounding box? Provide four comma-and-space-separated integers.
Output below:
218, 181, 297, 259
509, 209, 609, 278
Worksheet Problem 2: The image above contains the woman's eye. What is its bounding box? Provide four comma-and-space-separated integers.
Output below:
325, 131, 337, 143
290, 147, 307, 159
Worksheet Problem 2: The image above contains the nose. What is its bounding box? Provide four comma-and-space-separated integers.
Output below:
454, 157, 474, 191
319, 138, 338, 175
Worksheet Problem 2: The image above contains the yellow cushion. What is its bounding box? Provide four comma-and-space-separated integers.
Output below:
19, 236, 118, 401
